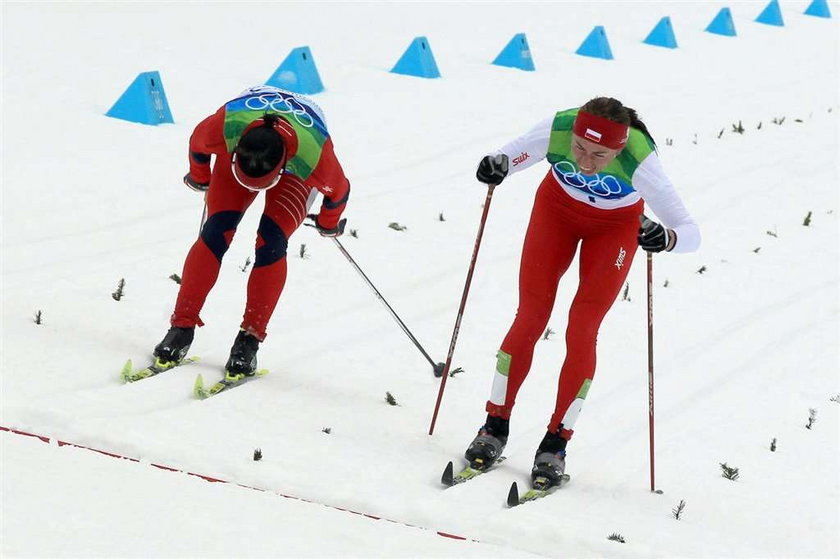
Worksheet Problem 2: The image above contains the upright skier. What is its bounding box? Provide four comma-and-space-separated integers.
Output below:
464, 96, 700, 487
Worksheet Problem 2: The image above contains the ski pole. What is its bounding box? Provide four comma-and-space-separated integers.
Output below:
198, 201, 208, 237
328, 235, 445, 377
646, 250, 657, 493
429, 183, 496, 436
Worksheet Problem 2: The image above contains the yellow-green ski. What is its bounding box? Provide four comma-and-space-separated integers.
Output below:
507, 474, 571, 507
441, 457, 507, 487
121, 357, 200, 383
193, 368, 269, 399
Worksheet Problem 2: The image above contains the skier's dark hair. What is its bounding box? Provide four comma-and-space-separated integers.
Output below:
581, 97, 656, 147
236, 114, 286, 177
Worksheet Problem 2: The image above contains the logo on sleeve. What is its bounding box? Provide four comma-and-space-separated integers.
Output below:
512, 152, 530, 166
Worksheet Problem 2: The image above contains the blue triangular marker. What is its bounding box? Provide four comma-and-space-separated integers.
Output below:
804, 0, 831, 18
492, 33, 535, 71
106, 71, 173, 125
643, 16, 678, 48
575, 26, 614, 60
265, 46, 324, 95
391, 36, 441, 78
705, 7, 737, 36
756, 0, 784, 26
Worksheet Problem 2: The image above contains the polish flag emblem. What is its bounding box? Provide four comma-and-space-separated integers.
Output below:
584, 128, 602, 143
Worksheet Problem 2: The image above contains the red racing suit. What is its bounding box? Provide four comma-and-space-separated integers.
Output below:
483, 110, 699, 440
170, 89, 349, 340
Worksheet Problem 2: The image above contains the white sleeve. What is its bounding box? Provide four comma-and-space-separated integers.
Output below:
633, 152, 701, 253
491, 117, 553, 176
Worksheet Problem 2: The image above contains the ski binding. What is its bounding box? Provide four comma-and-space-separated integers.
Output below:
193, 369, 269, 399
441, 456, 507, 487
121, 356, 200, 383
507, 474, 571, 507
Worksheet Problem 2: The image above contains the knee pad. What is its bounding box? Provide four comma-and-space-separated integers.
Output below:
200, 211, 243, 262
255, 215, 289, 267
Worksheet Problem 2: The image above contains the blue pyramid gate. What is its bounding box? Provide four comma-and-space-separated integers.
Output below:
391, 36, 441, 78
492, 33, 535, 71
106, 71, 173, 125
575, 26, 614, 60
755, 0, 784, 26
705, 7, 737, 36
643, 16, 678, 48
266, 46, 325, 95
804, 0, 831, 18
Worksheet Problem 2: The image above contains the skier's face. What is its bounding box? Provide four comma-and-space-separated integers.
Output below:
571, 134, 621, 175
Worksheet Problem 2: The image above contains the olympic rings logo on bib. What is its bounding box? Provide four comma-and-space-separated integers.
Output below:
245, 93, 315, 128
552, 160, 630, 199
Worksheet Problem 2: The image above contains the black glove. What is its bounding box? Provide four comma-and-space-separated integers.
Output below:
183, 174, 209, 192
307, 214, 347, 238
476, 154, 509, 185
638, 215, 674, 253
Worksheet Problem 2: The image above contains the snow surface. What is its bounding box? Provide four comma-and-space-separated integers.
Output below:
2, 1, 839, 557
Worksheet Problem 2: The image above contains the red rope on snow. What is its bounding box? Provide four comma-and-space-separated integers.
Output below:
1, 425, 474, 542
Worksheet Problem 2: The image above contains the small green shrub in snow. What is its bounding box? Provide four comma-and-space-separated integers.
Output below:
720, 462, 740, 481
672, 499, 686, 520
806, 408, 817, 429
111, 278, 125, 301
449, 367, 464, 378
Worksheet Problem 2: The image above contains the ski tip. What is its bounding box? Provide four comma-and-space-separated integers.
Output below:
441, 461, 455, 487
120, 359, 133, 382
507, 481, 520, 507
193, 374, 207, 399
256, 368, 270, 377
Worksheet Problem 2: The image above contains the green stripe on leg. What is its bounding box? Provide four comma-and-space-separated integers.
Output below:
496, 350, 512, 376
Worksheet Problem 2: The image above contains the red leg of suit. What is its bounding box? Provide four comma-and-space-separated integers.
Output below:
486, 174, 642, 441
241, 175, 312, 339
170, 157, 311, 341
486, 178, 579, 419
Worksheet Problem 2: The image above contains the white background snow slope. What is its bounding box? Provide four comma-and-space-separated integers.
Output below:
2, 1, 839, 557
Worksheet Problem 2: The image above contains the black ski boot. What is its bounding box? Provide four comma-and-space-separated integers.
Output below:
531, 430, 568, 489
153, 326, 194, 365
224, 329, 260, 381
464, 414, 509, 470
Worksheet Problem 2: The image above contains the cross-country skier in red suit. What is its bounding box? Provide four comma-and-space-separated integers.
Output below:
463, 96, 700, 487
152, 86, 350, 382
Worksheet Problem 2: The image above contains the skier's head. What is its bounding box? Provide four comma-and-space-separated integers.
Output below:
231, 114, 287, 191
571, 97, 656, 175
